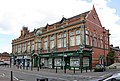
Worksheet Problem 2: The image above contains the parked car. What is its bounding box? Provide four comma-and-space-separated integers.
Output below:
0, 61, 9, 65
94, 64, 106, 72
98, 73, 120, 81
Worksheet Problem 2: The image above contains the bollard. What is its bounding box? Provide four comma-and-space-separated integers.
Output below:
37, 66, 39, 71
81, 68, 82, 73
11, 71, 13, 81
64, 66, 66, 73
86, 67, 87, 72
56, 67, 57, 73
36, 78, 48, 81
74, 67, 75, 74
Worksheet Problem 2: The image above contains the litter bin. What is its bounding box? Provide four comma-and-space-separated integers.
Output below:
36, 78, 48, 81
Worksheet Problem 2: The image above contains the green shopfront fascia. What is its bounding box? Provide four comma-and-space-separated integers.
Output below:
39, 50, 92, 70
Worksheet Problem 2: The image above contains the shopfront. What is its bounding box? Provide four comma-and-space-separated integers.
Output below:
39, 50, 92, 70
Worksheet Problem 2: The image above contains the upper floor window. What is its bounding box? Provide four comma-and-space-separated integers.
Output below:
57, 34, 62, 48
50, 35, 55, 49
86, 35, 89, 45
76, 30, 80, 35
70, 31, 75, 46
43, 37, 48, 50
75, 29, 81, 45
70, 31, 74, 36
93, 33, 97, 47
31, 41, 34, 45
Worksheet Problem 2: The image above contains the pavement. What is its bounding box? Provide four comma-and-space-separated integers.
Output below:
0, 73, 18, 81
0, 65, 114, 81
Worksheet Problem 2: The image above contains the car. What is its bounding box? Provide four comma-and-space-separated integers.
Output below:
94, 64, 105, 72
0, 61, 9, 66
98, 73, 120, 81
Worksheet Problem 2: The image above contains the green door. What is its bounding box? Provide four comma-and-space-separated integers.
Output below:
33, 55, 38, 67
65, 57, 70, 69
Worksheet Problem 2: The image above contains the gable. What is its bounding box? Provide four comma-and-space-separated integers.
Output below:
85, 6, 102, 28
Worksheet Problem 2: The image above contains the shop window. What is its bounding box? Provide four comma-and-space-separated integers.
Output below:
70, 57, 80, 66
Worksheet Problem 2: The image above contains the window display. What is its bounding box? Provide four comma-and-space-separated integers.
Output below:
70, 57, 80, 66
54, 58, 61, 66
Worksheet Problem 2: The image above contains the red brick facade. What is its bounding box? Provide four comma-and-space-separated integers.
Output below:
12, 6, 110, 68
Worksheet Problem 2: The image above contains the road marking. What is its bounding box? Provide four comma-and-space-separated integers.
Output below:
13, 76, 19, 80
4, 68, 69, 81
0, 73, 5, 77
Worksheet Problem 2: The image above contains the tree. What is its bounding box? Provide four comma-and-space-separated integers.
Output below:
107, 51, 116, 65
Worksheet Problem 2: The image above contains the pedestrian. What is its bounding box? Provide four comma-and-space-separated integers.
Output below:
20, 63, 22, 69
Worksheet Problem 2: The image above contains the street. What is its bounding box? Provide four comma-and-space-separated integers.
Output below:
0, 66, 120, 81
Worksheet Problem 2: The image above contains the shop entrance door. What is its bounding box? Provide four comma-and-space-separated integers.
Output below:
65, 56, 70, 69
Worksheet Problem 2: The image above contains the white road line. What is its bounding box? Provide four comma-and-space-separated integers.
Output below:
4, 68, 69, 81
13, 76, 19, 80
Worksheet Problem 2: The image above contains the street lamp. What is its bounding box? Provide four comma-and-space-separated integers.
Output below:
79, 44, 84, 73
37, 48, 41, 70
61, 26, 67, 73
51, 49, 54, 69
61, 26, 64, 69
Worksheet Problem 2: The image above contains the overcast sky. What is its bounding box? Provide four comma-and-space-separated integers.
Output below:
0, 0, 119, 53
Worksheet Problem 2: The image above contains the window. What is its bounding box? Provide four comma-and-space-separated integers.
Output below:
58, 39, 62, 48
76, 30, 80, 35
70, 57, 80, 66
100, 35, 103, 48
50, 40, 54, 49
86, 35, 89, 45
76, 35, 81, 45
50, 35, 55, 49
18, 45, 20, 53
20, 44, 22, 52
85, 30, 89, 45
43, 37, 48, 50
22, 43, 26, 52
27, 41, 30, 52
101, 40, 103, 48
57, 34, 62, 48
31, 41, 34, 51
76, 30, 81, 45
70, 36, 74, 46
62, 32, 66, 47
31, 45, 34, 51
70, 31, 75, 46
94, 37, 97, 47
98, 35, 101, 48
93, 33, 97, 47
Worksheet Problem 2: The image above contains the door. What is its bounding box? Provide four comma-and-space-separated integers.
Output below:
65, 57, 70, 69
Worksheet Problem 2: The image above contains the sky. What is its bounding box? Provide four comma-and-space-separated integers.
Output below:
0, 0, 120, 53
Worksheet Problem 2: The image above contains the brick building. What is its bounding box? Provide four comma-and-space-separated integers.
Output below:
0, 52, 10, 63
110, 45, 120, 63
11, 6, 110, 69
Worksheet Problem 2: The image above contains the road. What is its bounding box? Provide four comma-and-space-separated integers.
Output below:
0, 66, 120, 81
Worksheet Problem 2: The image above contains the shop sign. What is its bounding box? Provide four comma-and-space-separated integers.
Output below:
67, 53, 73, 56
41, 55, 49, 57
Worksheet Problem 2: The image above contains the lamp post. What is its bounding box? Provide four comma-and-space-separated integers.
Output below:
38, 48, 42, 69
31, 50, 34, 71
79, 44, 84, 73
51, 49, 54, 69
61, 26, 65, 72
